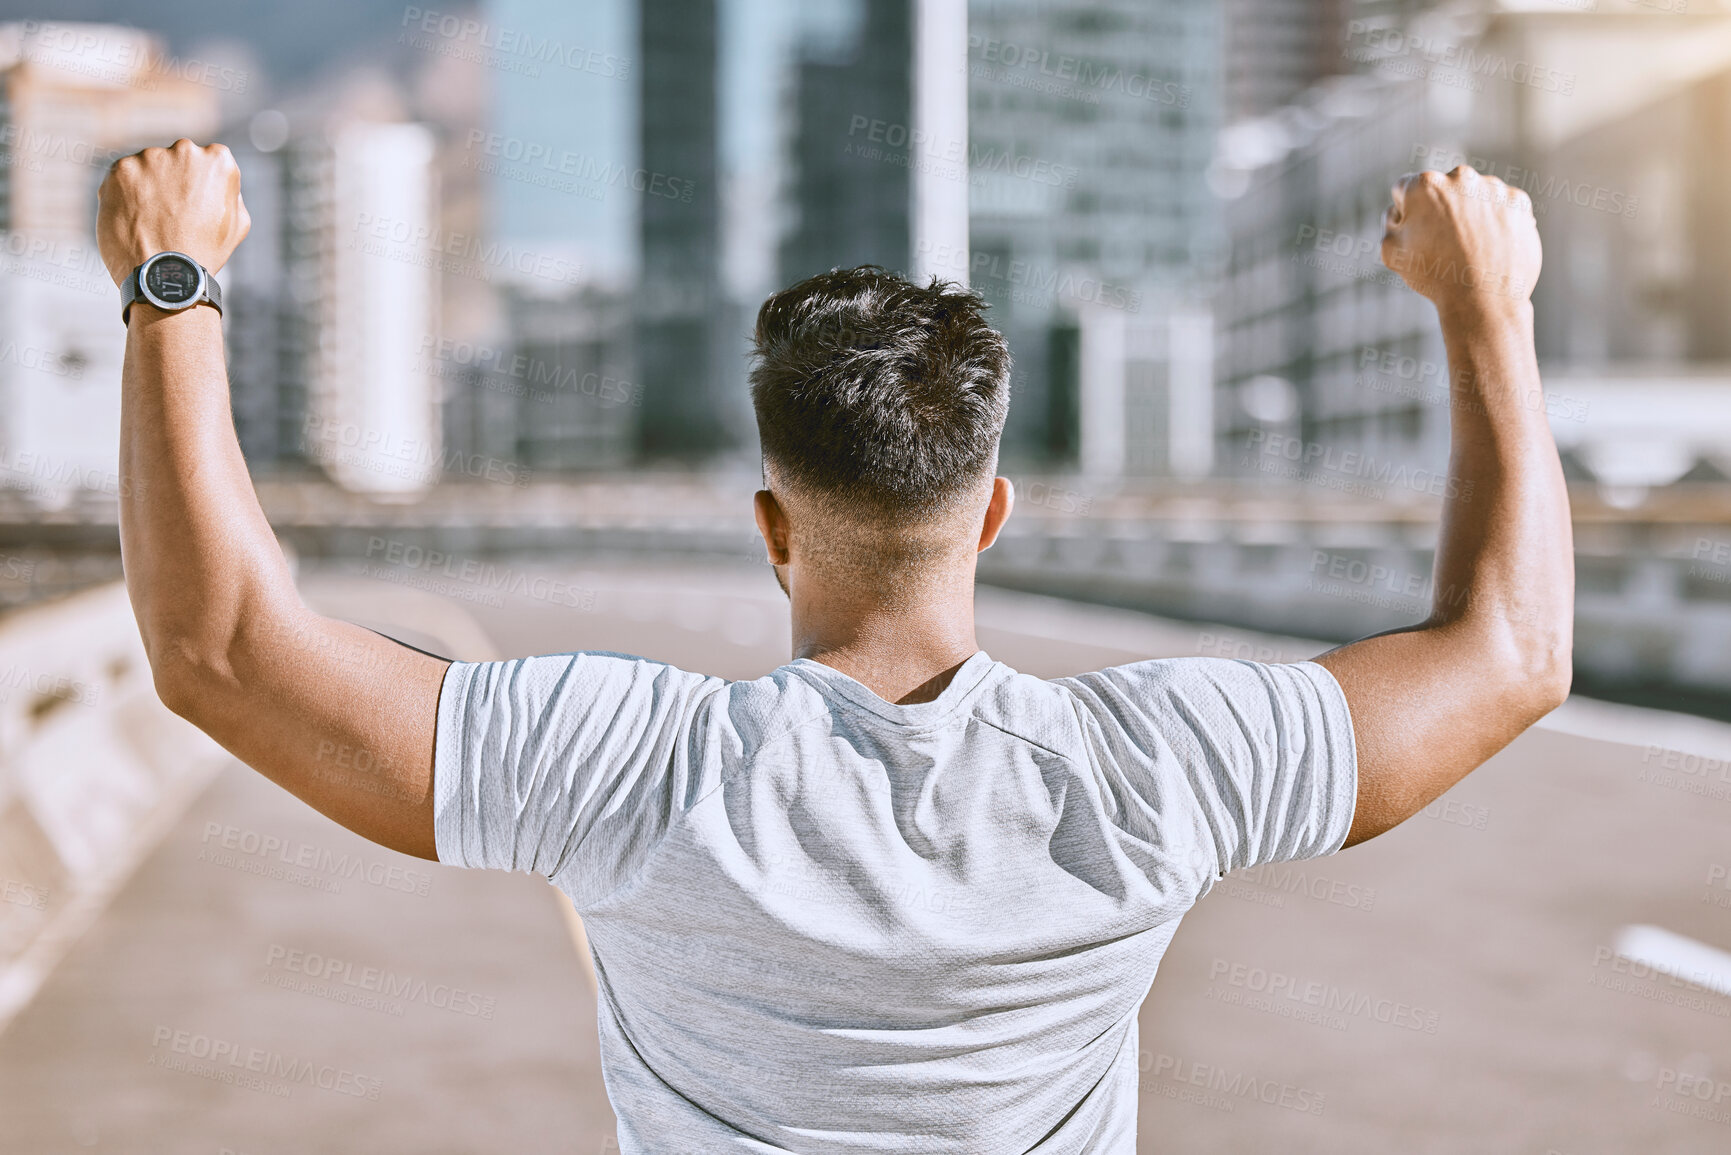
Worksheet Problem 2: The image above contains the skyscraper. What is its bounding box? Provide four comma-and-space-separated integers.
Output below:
0, 22, 218, 503
1221, 0, 1349, 124
1213, 75, 1446, 481
293, 119, 443, 499
1212, 7, 1731, 493
638, 0, 728, 458
224, 118, 292, 470
966, 0, 1224, 473
779, 0, 914, 283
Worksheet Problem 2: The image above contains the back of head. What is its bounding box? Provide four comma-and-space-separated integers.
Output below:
749, 266, 1012, 589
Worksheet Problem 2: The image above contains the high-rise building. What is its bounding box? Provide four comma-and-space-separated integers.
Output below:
509, 285, 637, 470
1213, 74, 1446, 481
292, 119, 443, 499
637, 0, 729, 458
459, 0, 650, 468
224, 118, 293, 470
231, 48, 507, 495
1221, 0, 1349, 124
437, 280, 637, 475
0, 22, 218, 504
779, 0, 914, 282
636, 0, 973, 460
966, 0, 1224, 474
1212, 8, 1731, 494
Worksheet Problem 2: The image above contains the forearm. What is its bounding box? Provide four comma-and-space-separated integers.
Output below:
120, 304, 300, 682
1428, 298, 1574, 678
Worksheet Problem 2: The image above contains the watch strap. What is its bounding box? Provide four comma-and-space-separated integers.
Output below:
119, 266, 141, 324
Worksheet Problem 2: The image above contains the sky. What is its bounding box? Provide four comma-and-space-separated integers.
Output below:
489, 0, 637, 286
0, 0, 416, 88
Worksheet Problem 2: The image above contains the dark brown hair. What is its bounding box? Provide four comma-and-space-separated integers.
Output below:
749, 265, 1011, 520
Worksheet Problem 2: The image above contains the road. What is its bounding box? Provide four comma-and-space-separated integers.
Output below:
1, 555, 1728, 1153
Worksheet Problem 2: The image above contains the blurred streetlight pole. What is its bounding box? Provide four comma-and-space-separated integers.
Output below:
910, 0, 968, 286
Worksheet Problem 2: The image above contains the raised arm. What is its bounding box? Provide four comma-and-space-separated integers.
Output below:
1314, 166, 1573, 847
99, 139, 447, 860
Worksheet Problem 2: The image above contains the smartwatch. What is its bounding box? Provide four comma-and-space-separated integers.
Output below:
120, 251, 222, 325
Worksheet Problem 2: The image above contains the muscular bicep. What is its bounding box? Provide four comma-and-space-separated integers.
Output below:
1315, 623, 1539, 848
179, 604, 449, 860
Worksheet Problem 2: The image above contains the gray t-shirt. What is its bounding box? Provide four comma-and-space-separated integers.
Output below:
434, 650, 1357, 1153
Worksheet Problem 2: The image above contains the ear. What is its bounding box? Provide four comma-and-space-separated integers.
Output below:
977, 477, 1015, 553
754, 489, 791, 565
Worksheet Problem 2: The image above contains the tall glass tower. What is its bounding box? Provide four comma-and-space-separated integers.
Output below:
638, 0, 729, 458
967, 0, 1225, 474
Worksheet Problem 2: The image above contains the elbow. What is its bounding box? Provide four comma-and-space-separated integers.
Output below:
143, 598, 303, 726
145, 634, 228, 726
149, 644, 204, 723
1505, 626, 1573, 722
1447, 605, 1572, 724
1522, 653, 1572, 720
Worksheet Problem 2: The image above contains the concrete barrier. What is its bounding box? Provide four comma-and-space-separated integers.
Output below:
0, 581, 229, 1034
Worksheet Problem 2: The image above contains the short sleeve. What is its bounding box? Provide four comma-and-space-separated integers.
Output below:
433, 652, 724, 905
1058, 658, 1357, 884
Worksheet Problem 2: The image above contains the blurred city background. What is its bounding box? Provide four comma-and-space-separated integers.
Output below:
0, 0, 1729, 1151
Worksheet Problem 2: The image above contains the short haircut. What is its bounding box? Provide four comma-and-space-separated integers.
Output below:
749, 265, 1011, 522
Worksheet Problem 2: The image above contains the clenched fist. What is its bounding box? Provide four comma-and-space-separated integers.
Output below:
1381, 166, 1540, 315
97, 138, 250, 289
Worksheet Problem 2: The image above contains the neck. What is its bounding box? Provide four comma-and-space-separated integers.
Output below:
788, 565, 980, 704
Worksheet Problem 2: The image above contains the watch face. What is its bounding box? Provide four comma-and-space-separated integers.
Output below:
144, 254, 200, 306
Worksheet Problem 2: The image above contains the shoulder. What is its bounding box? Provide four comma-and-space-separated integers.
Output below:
446, 650, 729, 716
1052, 657, 1346, 757
1056, 656, 1335, 707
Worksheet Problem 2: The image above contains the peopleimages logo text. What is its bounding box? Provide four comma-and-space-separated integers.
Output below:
463, 130, 694, 202
401, 7, 630, 79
